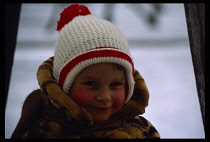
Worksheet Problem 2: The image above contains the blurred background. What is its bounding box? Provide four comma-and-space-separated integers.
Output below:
5, 3, 205, 138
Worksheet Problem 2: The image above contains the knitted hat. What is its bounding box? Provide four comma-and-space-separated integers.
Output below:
53, 4, 135, 103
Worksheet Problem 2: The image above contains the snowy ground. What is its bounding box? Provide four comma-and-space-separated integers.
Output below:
5, 3, 205, 138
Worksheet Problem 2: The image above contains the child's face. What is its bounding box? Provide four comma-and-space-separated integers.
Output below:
70, 63, 126, 122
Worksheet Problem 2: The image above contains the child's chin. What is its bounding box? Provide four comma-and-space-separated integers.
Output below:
93, 116, 110, 122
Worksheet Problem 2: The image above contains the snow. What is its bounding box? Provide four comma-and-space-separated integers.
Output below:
5, 3, 205, 139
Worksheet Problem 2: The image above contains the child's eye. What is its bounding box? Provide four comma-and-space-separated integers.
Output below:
110, 82, 124, 87
83, 81, 97, 86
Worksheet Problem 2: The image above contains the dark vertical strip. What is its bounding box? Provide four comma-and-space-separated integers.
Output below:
184, 3, 205, 128
5, 4, 21, 109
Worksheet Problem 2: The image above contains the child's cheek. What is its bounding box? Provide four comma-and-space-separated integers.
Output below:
70, 87, 93, 106
113, 91, 126, 108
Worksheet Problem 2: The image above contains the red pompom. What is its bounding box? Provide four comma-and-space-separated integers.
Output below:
56, 4, 91, 31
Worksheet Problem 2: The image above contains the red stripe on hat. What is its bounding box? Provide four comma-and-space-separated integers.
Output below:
58, 48, 134, 88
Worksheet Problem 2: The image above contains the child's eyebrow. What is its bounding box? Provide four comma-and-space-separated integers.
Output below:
113, 78, 126, 82
80, 76, 98, 80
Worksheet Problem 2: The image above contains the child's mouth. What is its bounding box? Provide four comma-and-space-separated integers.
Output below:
88, 105, 111, 112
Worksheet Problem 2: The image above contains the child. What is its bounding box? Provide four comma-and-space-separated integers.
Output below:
11, 4, 160, 139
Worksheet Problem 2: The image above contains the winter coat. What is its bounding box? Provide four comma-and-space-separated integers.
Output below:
11, 57, 160, 139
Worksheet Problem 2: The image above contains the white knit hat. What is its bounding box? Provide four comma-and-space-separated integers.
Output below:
53, 4, 135, 103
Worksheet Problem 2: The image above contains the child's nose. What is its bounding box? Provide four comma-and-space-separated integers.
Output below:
96, 87, 112, 102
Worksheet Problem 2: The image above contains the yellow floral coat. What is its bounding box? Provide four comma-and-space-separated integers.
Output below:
11, 57, 160, 139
